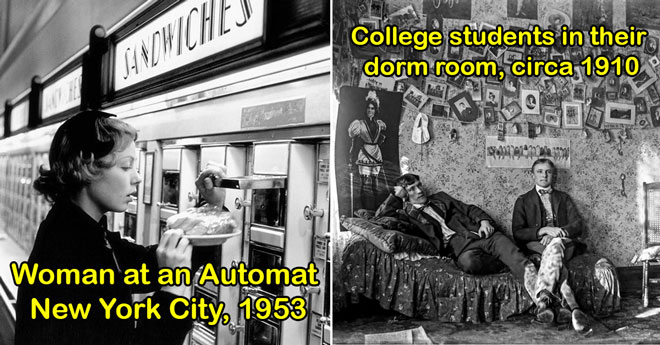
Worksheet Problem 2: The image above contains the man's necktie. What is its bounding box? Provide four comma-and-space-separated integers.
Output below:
539, 188, 553, 195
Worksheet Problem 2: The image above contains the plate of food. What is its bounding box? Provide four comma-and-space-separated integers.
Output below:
184, 230, 242, 246
166, 205, 241, 246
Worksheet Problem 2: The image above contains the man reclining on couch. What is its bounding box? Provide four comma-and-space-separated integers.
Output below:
374, 173, 543, 317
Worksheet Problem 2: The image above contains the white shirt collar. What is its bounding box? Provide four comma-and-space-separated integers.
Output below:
535, 185, 553, 195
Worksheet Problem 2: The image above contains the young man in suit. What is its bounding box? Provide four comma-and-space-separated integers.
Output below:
375, 173, 541, 313
512, 158, 590, 333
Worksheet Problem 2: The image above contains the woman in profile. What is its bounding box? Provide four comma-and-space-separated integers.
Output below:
14, 110, 224, 345
348, 90, 388, 210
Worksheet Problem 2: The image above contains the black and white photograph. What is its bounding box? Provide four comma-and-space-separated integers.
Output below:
585, 107, 604, 129
573, 83, 586, 103
507, 0, 538, 19
449, 92, 479, 122
425, 0, 472, 20
387, 4, 421, 28
425, 78, 449, 102
649, 83, 660, 104
591, 87, 606, 108
447, 74, 467, 89
431, 103, 450, 118
629, 64, 658, 94
573, 0, 613, 30
620, 83, 633, 100
645, 36, 659, 55
370, 0, 384, 19
651, 105, 660, 127
503, 75, 520, 98
543, 8, 571, 32
627, 0, 660, 29
501, 101, 523, 121
464, 78, 482, 102
521, 89, 541, 114
503, 50, 524, 65
569, 46, 584, 64
484, 106, 498, 124
635, 96, 649, 114
542, 107, 562, 128
562, 102, 583, 129
605, 102, 636, 125
485, 85, 502, 111
403, 85, 429, 109
446, 44, 464, 60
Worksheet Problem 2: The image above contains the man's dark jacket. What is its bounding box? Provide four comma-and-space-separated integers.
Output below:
512, 188, 586, 255
375, 192, 493, 256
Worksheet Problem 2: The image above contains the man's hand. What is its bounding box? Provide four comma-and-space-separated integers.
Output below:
540, 234, 554, 246
195, 166, 227, 207
478, 220, 495, 238
538, 226, 567, 238
394, 186, 408, 200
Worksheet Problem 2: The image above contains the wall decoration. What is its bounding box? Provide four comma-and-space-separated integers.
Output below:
543, 9, 571, 31
648, 84, 660, 104
503, 50, 523, 65
644, 36, 659, 55
562, 102, 583, 129
591, 87, 606, 108
525, 44, 550, 61
431, 103, 449, 118
449, 91, 479, 122
503, 75, 520, 98
573, 0, 613, 30
447, 74, 466, 88
507, 0, 537, 19
358, 17, 380, 30
521, 89, 540, 114
619, 83, 632, 100
628, 64, 658, 94
568, 46, 584, 63
446, 45, 464, 60
425, 77, 448, 102
605, 102, 636, 125
635, 97, 649, 114
572, 83, 586, 103
585, 107, 604, 129
650, 105, 660, 127
423, 0, 472, 20
359, 73, 395, 91
484, 107, 497, 125
627, 0, 660, 29
403, 85, 429, 109
336, 87, 403, 217
501, 101, 522, 121
542, 107, 561, 128
650, 56, 660, 68
370, 0, 384, 19
486, 136, 571, 168
464, 78, 482, 101
484, 85, 502, 111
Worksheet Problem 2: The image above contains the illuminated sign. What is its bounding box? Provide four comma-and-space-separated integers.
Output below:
42, 66, 82, 119
10, 99, 28, 132
114, 0, 264, 91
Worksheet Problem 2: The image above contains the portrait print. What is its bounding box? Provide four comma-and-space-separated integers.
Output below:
484, 85, 502, 111
484, 107, 498, 125
449, 92, 479, 122
585, 107, 604, 129
425, 78, 448, 102
403, 85, 429, 109
572, 84, 586, 103
335, 87, 403, 217
503, 50, 523, 65
464, 78, 482, 101
562, 102, 583, 129
650, 105, 660, 127
644, 36, 659, 55
424, 0, 472, 20
431, 103, 449, 118
649, 84, 660, 104
619, 83, 632, 100
542, 107, 561, 128
501, 101, 522, 121
605, 102, 636, 125
503, 75, 520, 98
507, 0, 538, 19
573, 0, 613, 31
521, 89, 540, 114
635, 97, 649, 114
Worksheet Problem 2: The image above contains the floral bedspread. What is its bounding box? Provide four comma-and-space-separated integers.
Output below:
341, 235, 620, 323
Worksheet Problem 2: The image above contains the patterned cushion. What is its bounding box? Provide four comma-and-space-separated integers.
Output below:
340, 217, 439, 255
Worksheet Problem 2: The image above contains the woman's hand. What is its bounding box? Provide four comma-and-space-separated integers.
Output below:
157, 229, 192, 297
195, 165, 227, 207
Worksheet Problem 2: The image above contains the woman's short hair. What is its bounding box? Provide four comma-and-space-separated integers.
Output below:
33, 110, 137, 202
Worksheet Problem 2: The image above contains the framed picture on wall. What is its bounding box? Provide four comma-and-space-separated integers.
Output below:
542, 107, 561, 128
484, 85, 502, 111
521, 89, 540, 114
143, 152, 154, 205
585, 107, 604, 129
605, 102, 636, 125
562, 102, 583, 129
651, 105, 660, 127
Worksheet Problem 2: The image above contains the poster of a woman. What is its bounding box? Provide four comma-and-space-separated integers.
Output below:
335, 87, 402, 216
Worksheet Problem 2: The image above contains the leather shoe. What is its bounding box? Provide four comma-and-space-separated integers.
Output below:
572, 309, 591, 333
535, 291, 554, 324
556, 307, 572, 325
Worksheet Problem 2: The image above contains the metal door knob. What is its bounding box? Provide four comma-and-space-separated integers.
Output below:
235, 197, 251, 210
300, 285, 321, 296
317, 316, 331, 326
303, 205, 324, 220
228, 322, 244, 335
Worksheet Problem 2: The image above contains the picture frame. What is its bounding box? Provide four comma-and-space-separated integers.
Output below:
448, 92, 479, 122
358, 17, 380, 30
501, 101, 522, 121
143, 152, 154, 205
484, 106, 498, 125
585, 107, 604, 129
503, 50, 523, 65
591, 87, 605, 108
464, 78, 482, 101
403, 85, 429, 109
507, 0, 538, 19
446, 45, 464, 60
425, 78, 449, 102
431, 103, 450, 118
484, 85, 502, 111
447, 74, 466, 89
562, 102, 583, 129
628, 64, 658, 94
651, 105, 660, 127
542, 107, 561, 128
635, 96, 648, 114
645, 36, 659, 55
649, 83, 660, 104
619, 82, 632, 100
521, 89, 541, 114
572, 83, 586, 103
503, 75, 520, 98
369, 0, 384, 19
626, 0, 660, 30
604, 102, 636, 125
